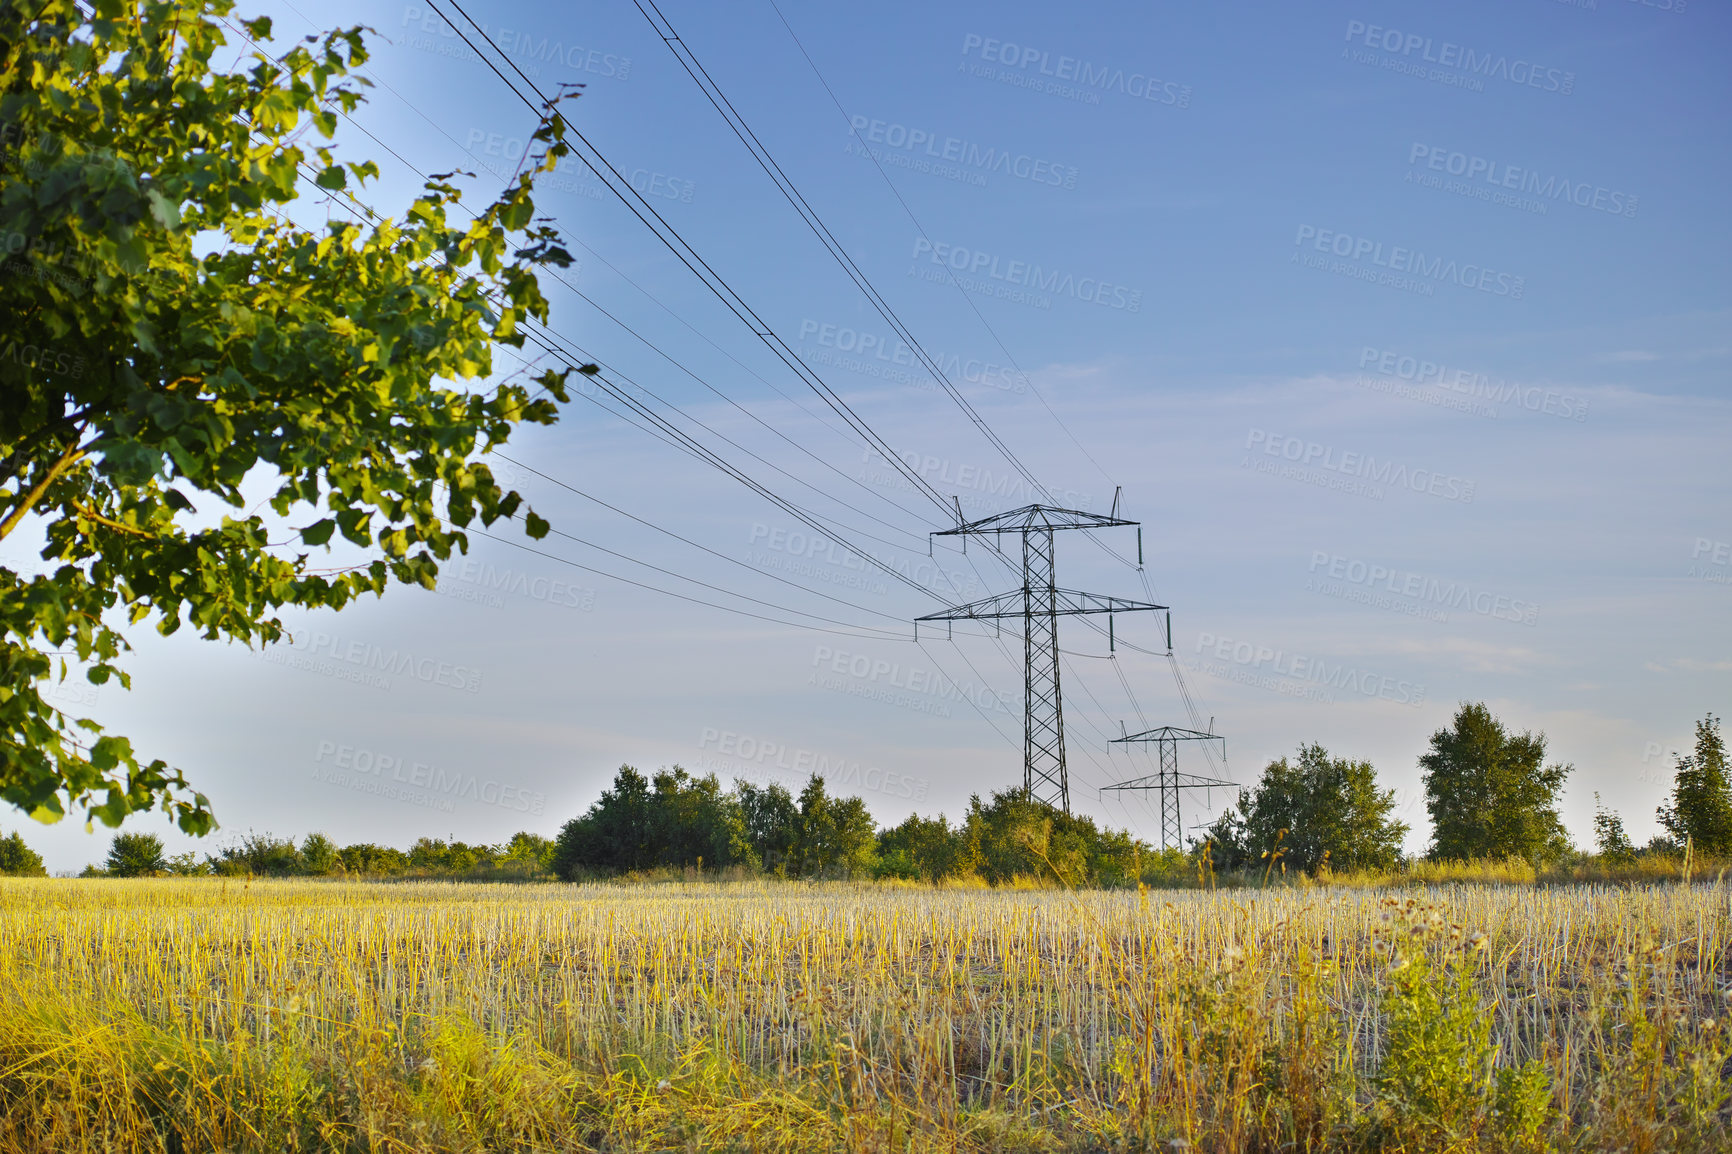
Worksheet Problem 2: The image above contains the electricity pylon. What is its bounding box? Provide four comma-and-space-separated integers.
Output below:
914, 504, 1164, 813
1103, 724, 1233, 850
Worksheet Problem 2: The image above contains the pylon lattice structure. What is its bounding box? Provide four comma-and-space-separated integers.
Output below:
915, 504, 1164, 813
1103, 726, 1234, 850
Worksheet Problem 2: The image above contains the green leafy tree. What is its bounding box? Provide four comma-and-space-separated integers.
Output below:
105, 830, 164, 876
1420, 703, 1572, 862
1593, 794, 1636, 865
552, 766, 655, 878
647, 767, 754, 871
0, 829, 47, 875
299, 832, 338, 875
500, 831, 553, 872
876, 813, 965, 881
963, 791, 1095, 887
788, 776, 877, 878
0, 0, 587, 833
737, 779, 799, 875
1656, 714, 1731, 855
336, 842, 407, 875
1201, 744, 1408, 875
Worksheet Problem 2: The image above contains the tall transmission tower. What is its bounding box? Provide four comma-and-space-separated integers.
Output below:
914, 504, 1164, 812
1103, 725, 1234, 850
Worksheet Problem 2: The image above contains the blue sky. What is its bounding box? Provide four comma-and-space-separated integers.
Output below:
10, 0, 1729, 870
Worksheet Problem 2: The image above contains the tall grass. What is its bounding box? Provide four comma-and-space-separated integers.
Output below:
0, 877, 1726, 1151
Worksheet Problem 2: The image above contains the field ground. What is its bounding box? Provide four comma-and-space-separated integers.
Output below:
0, 878, 1727, 1152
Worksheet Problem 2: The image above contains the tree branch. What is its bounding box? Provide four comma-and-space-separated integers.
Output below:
0, 434, 87, 541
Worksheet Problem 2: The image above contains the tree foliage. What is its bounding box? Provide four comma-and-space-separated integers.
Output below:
789, 775, 877, 878
1420, 703, 1572, 862
551, 767, 883, 881
0, 829, 46, 875
1203, 743, 1408, 875
1592, 794, 1636, 865
876, 813, 966, 882
105, 830, 165, 876
1656, 714, 1731, 855
737, 780, 799, 875
0, 0, 587, 832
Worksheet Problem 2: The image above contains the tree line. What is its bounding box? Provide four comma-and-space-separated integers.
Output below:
68, 831, 557, 879
2, 702, 1723, 884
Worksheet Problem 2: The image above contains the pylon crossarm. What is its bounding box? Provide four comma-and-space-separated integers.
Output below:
917, 588, 1166, 622
1101, 773, 1237, 792
933, 504, 1138, 536
1111, 725, 1221, 744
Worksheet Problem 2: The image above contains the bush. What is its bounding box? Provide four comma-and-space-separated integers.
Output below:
336, 843, 409, 875
206, 832, 302, 877
163, 851, 208, 876
408, 837, 497, 872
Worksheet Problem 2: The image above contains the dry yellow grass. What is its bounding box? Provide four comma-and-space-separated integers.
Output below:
0, 876, 1726, 1152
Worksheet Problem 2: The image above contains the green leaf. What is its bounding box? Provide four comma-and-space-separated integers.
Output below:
299, 518, 336, 546
145, 187, 182, 230
523, 511, 550, 540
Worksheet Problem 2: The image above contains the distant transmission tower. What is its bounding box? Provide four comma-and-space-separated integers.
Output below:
914, 503, 1164, 813
1103, 724, 1233, 850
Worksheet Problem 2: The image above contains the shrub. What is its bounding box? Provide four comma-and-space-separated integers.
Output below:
206, 832, 302, 876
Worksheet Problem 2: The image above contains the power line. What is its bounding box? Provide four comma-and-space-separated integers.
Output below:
211, 17, 953, 626
492, 452, 920, 623
421, 0, 961, 522
633, 0, 1053, 505
467, 525, 906, 639
764, 0, 1117, 494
